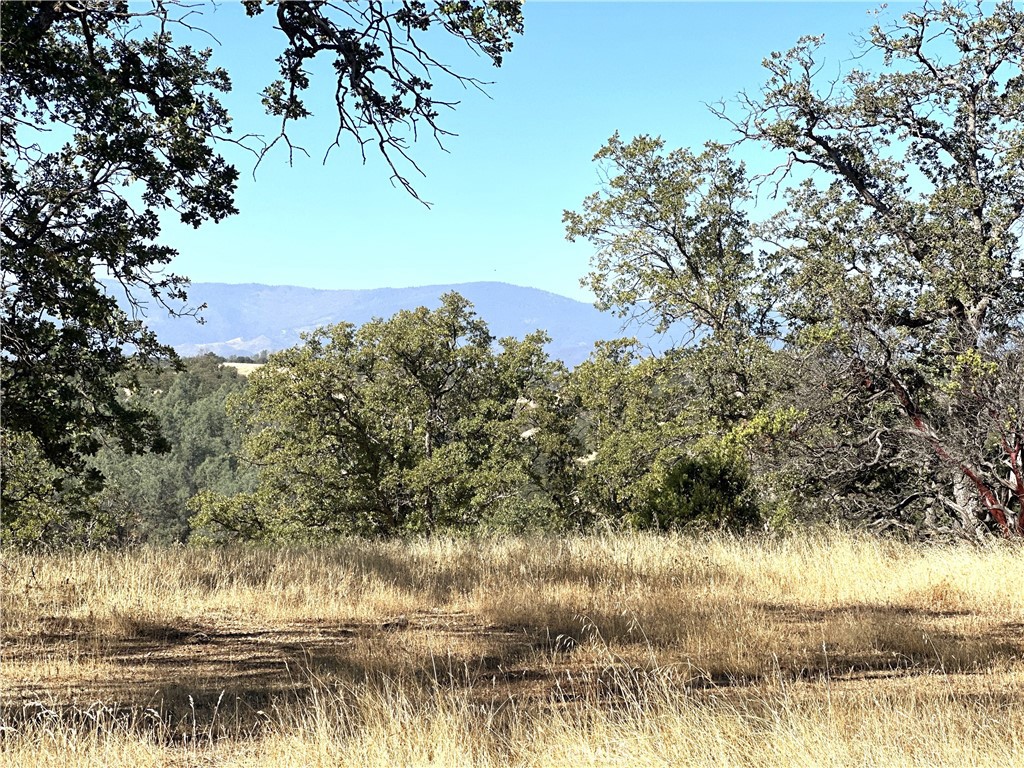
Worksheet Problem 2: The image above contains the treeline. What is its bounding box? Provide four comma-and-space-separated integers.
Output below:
2, 2, 1021, 547
189, 293, 764, 542
2, 275, 1020, 547
0, 295, 762, 545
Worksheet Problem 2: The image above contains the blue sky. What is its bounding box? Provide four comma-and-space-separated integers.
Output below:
162, 2, 910, 302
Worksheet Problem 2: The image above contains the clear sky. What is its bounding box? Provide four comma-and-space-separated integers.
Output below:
161, 1, 912, 302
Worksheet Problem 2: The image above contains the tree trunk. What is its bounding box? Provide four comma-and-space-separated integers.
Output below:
951, 472, 988, 542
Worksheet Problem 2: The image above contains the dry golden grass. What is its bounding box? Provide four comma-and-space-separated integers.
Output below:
2, 531, 1022, 766
221, 362, 262, 377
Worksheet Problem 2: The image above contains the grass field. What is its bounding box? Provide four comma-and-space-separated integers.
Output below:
2, 532, 1022, 766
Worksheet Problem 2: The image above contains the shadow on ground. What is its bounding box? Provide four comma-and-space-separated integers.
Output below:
3, 603, 1022, 737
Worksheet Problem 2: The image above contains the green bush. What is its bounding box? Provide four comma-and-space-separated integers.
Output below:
632, 451, 761, 532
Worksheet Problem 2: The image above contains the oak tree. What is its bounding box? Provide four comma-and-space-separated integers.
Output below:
568, 1, 1023, 536
732, 0, 1024, 536
190, 293, 567, 539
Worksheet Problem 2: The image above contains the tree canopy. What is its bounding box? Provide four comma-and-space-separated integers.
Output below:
743, 0, 1024, 536
191, 293, 571, 539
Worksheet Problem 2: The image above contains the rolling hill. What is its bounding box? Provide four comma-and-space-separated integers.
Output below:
121, 282, 673, 367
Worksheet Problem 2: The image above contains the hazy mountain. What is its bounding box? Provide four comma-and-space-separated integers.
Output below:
121, 282, 673, 367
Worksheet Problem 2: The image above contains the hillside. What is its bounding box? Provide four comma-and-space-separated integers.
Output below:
121, 281, 672, 366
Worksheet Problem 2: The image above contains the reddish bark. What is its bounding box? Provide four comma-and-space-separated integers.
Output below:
1001, 434, 1024, 535
886, 371, 1016, 538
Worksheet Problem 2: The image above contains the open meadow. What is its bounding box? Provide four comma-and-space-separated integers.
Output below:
2, 532, 1022, 767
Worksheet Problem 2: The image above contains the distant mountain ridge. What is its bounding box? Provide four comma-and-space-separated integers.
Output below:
122, 281, 671, 367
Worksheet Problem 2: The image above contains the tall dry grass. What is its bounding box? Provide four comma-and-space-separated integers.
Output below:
2, 531, 1022, 766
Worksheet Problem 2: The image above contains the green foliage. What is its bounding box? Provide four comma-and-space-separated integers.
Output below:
89, 355, 254, 544
564, 135, 783, 342
243, 1, 523, 198
1, 431, 124, 549
636, 449, 760, 532
561, 341, 765, 531
561, 129, 803, 531
565, 341, 676, 523
12, 0, 1021, 544
1, 2, 237, 484
191, 294, 571, 541
735, 0, 1024, 535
